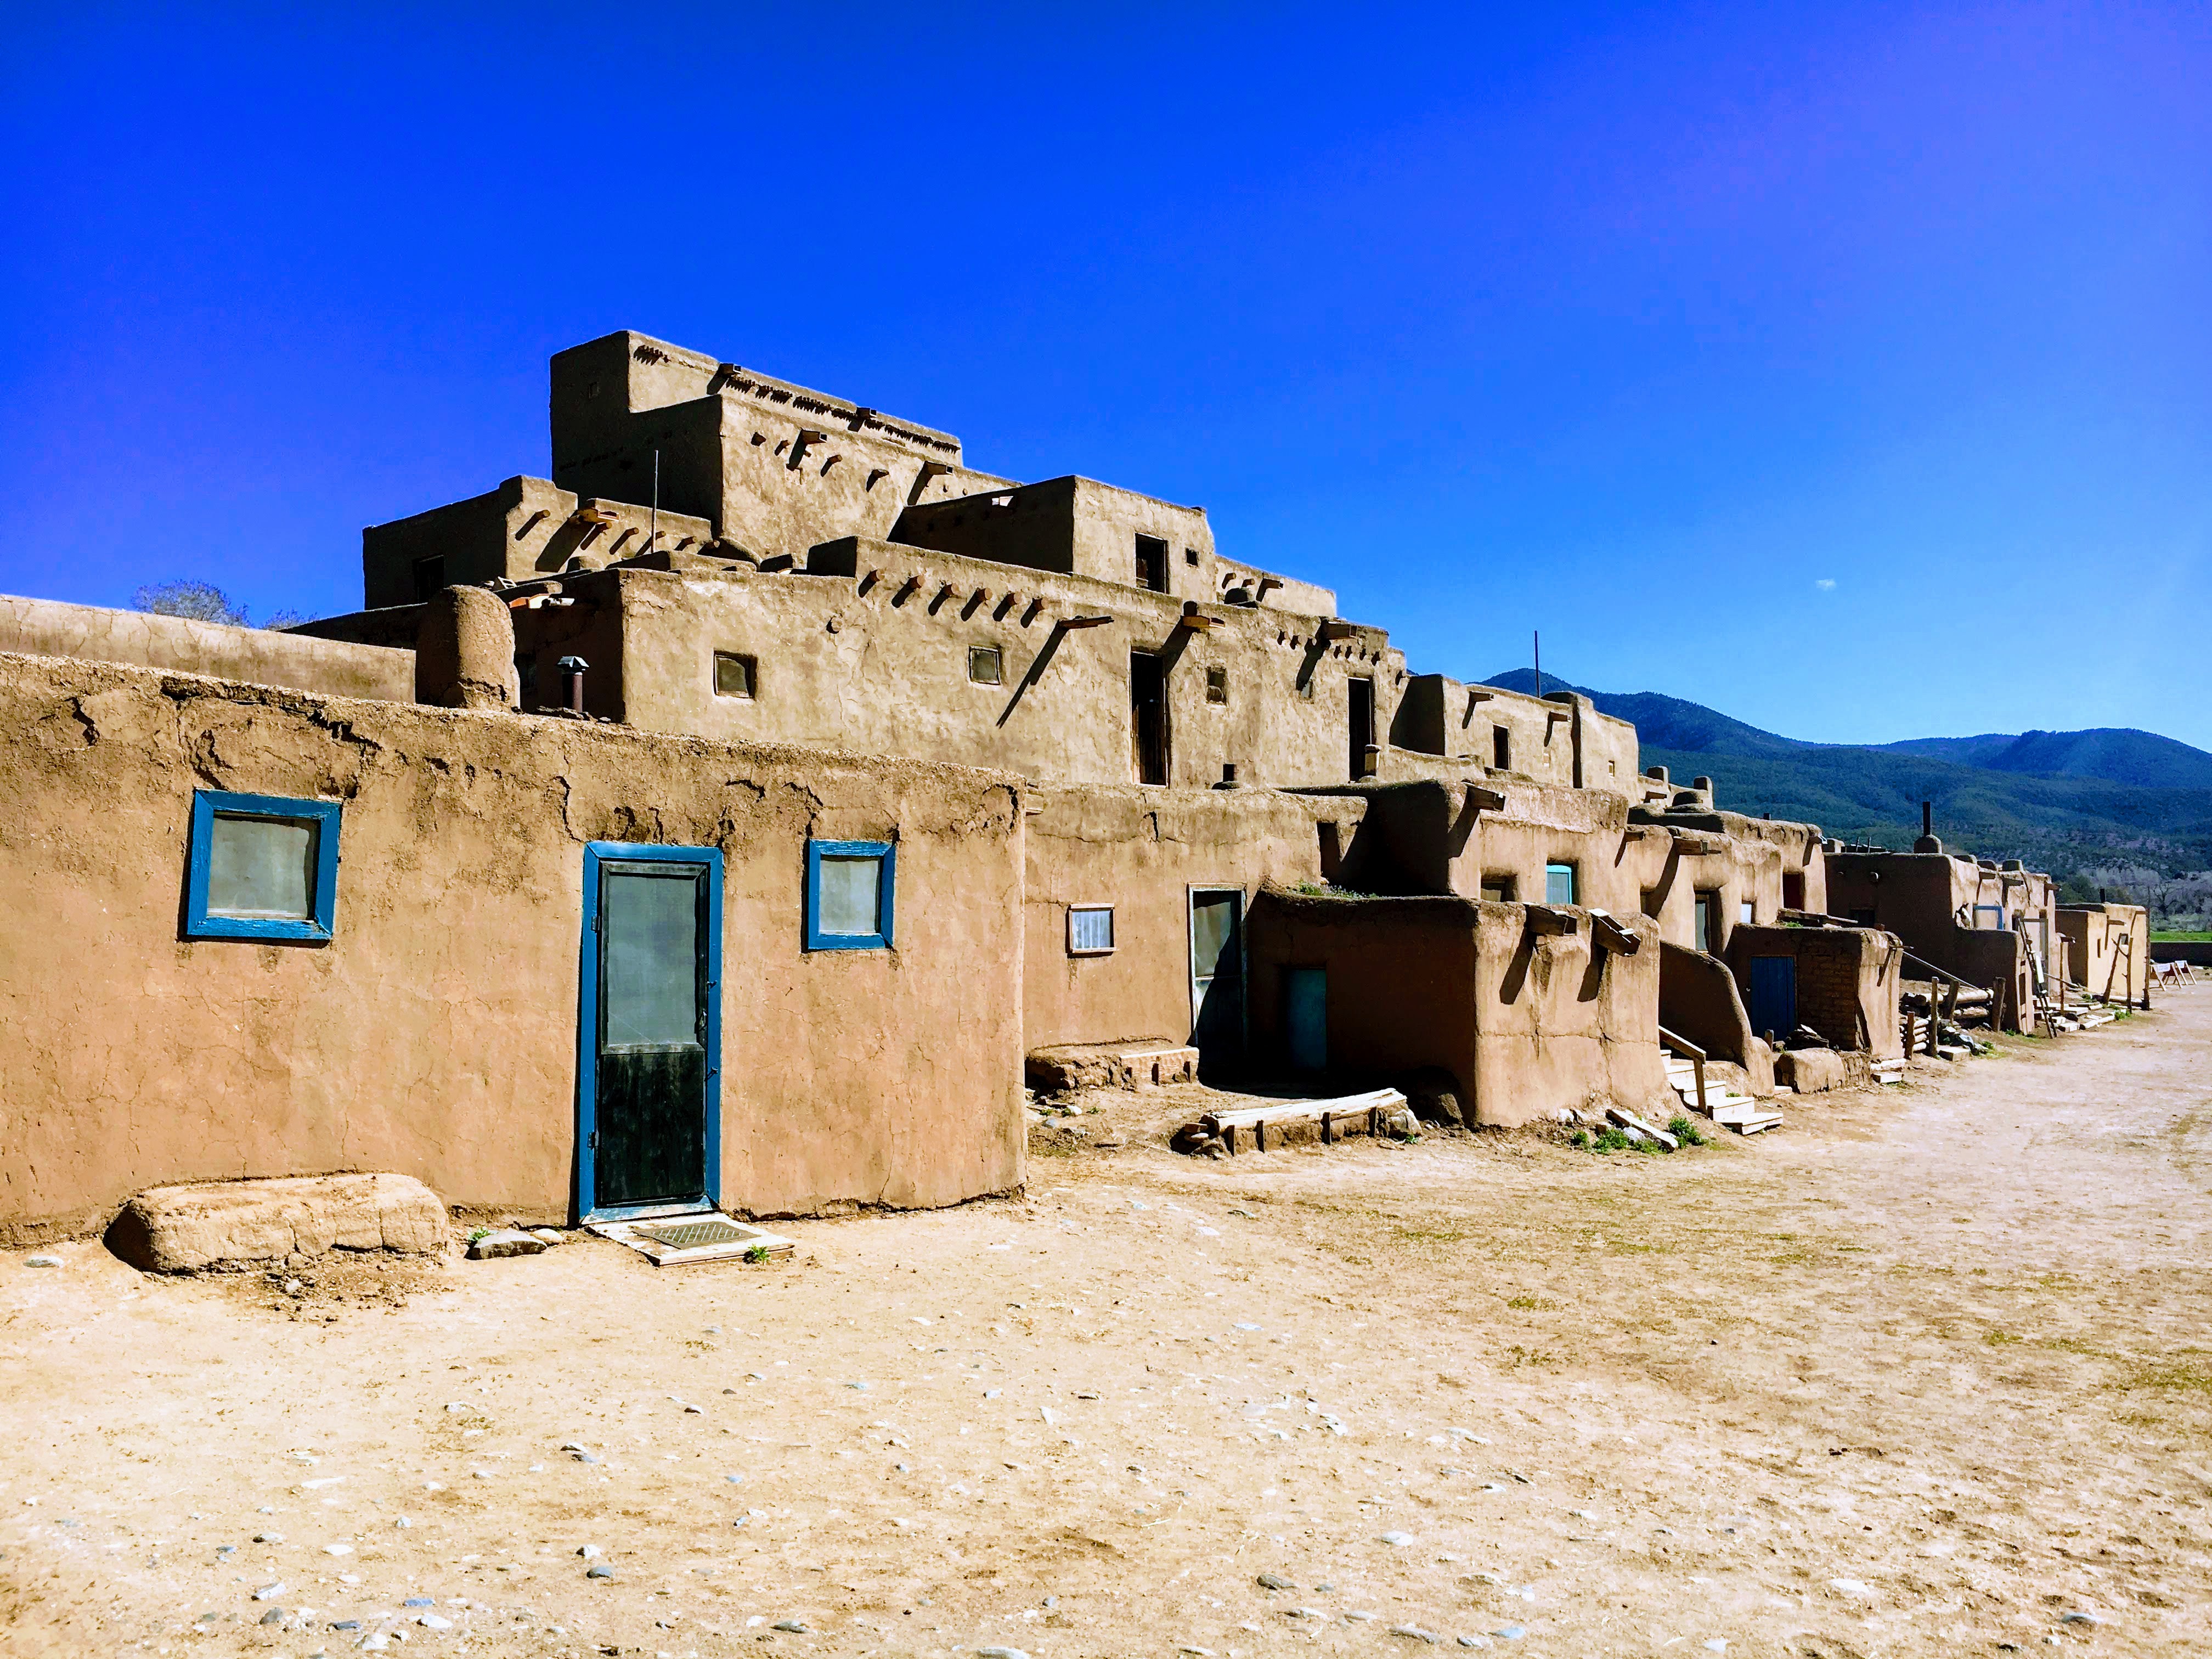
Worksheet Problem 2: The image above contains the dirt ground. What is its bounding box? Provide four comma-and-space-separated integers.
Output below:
5, 995, 2209, 1659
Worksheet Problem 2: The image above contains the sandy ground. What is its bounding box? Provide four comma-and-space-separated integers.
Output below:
5, 995, 2210, 1659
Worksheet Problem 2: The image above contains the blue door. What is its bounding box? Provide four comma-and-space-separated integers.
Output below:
1286, 966, 1328, 1071
579, 842, 723, 1221
1747, 955, 1797, 1043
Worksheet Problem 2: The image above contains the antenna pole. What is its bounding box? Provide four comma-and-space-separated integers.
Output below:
1533, 629, 1542, 699
651, 450, 660, 552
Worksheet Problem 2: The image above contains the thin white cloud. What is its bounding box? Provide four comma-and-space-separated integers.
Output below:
1814, 578, 1837, 591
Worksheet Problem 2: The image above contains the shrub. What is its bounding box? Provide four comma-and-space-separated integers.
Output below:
1669, 1115, 1705, 1147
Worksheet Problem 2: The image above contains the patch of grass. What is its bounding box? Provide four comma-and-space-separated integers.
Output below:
1590, 1127, 1630, 1154
1569, 1128, 1591, 1149
2128, 1352, 2212, 1394
743, 1245, 771, 1265
1505, 1295, 1547, 1310
1505, 1344, 1561, 1368
1983, 1329, 2022, 1347
1668, 1115, 1706, 1146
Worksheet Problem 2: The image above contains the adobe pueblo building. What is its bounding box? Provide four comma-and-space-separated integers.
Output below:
0, 330, 2094, 1244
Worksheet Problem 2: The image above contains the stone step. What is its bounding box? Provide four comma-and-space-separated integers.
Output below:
1712, 1103, 1784, 1134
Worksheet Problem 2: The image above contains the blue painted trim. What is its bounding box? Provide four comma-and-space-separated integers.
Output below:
184, 790, 342, 943
576, 840, 723, 1224
804, 839, 896, 951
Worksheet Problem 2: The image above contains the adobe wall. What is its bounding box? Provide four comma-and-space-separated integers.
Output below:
1657, 941, 1775, 1091
1389, 679, 1630, 792
2057, 904, 2151, 1005
1245, 890, 1667, 1126
1021, 786, 1356, 1054
1726, 924, 1904, 1057
360, 476, 715, 610
1827, 849, 2035, 1026
0, 651, 1024, 1242
0, 596, 414, 704
1625, 812, 1825, 956
547, 332, 1008, 563
503, 552, 1414, 792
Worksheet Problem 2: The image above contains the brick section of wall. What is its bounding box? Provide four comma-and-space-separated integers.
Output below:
1794, 937, 1865, 1045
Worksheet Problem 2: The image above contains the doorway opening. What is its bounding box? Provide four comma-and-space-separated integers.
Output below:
1188, 888, 1245, 1067
578, 843, 721, 1221
1348, 676, 1375, 779
1131, 650, 1170, 785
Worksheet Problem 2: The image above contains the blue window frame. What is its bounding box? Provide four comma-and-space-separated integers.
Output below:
1545, 862, 1578, 906
804, 840, 895, 951
184, 790, 342, 943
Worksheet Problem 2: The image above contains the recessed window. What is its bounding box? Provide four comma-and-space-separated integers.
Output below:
805, 840, 894, 951
1184, 548, 1200, 566
1135, 534, 1169, 593
411, 555, 445, 602
968, 645, 1003, 685
1545, 862, 1578, 906
185, 791, 342, 943
1492, 725, 1511, 770
1694, 890, 1720, 952
1067, 905, 1115, 956
713, 652, 755, 699
1205, 667, 1227, 704
1740, 899, 1756, 926
1481, 874, 1517, 903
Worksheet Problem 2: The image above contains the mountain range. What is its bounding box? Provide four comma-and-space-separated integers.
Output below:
1479, 670, 2212, 893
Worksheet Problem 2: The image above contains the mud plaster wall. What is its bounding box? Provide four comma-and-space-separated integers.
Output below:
546, 333, 1007, 565
1021, 786, 1356, 1053
360, 476, 714, 610
0, 652, 1024, 1241
1246, 893, 1665, 1127
1725, 926, 1903, 1058
1624, 814, 1825, 954
540, 557, 1412, 792
0, 596, 415, 704
2057, 905, 2151, 1004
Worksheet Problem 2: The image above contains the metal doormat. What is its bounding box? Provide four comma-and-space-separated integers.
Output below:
586, 1212, 797, 1267
636, 1218, 751, 1250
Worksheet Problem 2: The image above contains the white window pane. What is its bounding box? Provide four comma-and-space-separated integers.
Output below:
818, 856, 882, 936
1070, 907, 1114, 952
207, 815, 317, 918
603, 870, 699, 1047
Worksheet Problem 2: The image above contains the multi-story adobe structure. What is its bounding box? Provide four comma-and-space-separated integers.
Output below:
1, 331, 1918, 1243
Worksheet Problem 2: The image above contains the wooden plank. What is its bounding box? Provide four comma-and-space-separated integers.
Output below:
1203, 1088, 1404, 1135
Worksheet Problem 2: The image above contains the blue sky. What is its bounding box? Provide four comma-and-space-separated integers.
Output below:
3, 3, 2207, 746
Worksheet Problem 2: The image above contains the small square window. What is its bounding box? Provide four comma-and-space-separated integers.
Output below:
968, 645, 1003, 685
1740, 899, 1756, 926
1545, 862, 1578, 906
1184, 548, 1200, 566
1481, 874, 1517, 903
805, 840, 894, 951
185, 791, 342, 943
1067, 905, 1115, 955
1205, 667, 1227, 704
714, 652, 756, 699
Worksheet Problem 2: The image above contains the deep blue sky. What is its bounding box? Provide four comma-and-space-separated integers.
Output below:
3, 4, 2207, 746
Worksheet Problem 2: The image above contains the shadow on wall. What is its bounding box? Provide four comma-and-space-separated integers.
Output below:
1658, 940, 1774, 1094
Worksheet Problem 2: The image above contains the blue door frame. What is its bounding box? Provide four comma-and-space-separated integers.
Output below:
577, 841, 723, 1223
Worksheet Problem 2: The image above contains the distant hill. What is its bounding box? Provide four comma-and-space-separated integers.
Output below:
1873, 729, 2212, 790
1479, 669, 2212, 889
